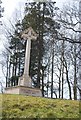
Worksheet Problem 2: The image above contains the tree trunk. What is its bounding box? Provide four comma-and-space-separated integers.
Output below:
59, 66, 61, 98
37, 3, 41, 88
6, 55, 9, 87
65, 61, 72, 100
61, 40, 64, 99
51, 44, 54, 98
73, 44, 77, 100
62, 65, 64, 99
42, 69, 44, 97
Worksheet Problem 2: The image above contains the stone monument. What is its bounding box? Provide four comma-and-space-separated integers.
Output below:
18, 27, 37, 87
5, 27, 42, 97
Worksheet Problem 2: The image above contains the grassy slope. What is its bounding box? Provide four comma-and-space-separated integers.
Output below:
0, 94, 80, 118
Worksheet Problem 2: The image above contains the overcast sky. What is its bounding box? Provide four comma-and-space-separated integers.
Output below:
2, 0, 70, 18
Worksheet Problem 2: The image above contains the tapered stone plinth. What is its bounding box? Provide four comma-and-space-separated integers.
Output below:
18, 75, 32, 87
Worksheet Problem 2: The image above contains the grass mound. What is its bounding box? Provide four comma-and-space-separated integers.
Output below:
0, 94, 80, 119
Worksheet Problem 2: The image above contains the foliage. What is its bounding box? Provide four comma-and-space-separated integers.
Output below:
1, 94, 79, 119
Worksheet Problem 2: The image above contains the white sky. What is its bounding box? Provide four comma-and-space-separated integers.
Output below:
2, 0, 69, 18
2, 0, 27, 19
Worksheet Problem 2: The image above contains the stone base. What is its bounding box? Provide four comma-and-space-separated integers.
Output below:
18, 75, 32, 87
5, 86, 42, 97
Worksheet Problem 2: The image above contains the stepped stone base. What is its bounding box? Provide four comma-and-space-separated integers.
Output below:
5, 86, 42, 97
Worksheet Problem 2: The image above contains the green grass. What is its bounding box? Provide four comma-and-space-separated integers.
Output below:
0, 94, 80, 119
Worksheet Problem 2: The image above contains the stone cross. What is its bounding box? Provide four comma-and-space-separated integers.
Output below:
21, 27, 38, 76
18, 27, 38, 87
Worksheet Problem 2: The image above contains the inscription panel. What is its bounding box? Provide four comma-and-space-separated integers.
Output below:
19, 87, 42, 97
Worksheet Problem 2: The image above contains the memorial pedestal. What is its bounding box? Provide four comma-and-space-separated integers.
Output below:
5, 86, 42, 97
5, 75, 42, 97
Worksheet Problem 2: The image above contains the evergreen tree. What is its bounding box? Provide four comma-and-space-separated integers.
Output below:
22, 2, 59, 91
6, 21, 25, 87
